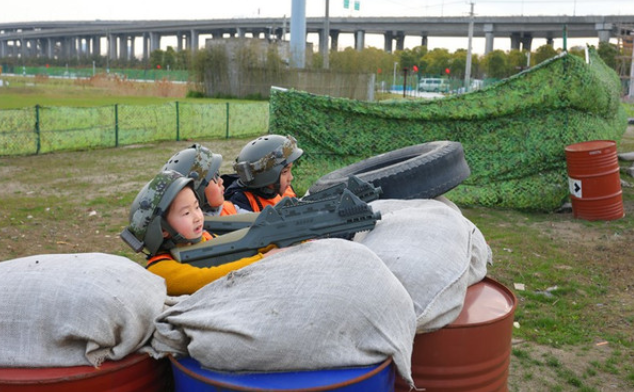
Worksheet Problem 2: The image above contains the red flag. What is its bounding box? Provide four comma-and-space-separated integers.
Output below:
413, 65, 419, 72
377, 68, 382, 74
445, 68, 450, 74
157, 65, 162, 69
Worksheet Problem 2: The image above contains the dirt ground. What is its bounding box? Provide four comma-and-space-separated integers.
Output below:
0, 127, 633, 391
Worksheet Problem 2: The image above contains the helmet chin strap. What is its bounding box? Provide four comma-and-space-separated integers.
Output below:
160, 217, 202, 250
253, 182, 280, 198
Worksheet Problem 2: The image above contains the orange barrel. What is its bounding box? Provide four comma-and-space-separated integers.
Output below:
395, 277, 517, 392
564, 140, 624, 221
0, 354, 172, 392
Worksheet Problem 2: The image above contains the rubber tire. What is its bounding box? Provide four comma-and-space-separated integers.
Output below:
308, 141, 471, 200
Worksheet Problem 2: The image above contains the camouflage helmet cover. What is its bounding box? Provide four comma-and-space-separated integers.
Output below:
233, 134, 303, 188
163, 144, 222, 208
127, 170, 195, 256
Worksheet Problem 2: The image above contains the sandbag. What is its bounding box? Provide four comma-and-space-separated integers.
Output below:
152, 239, 416, 386
357, 199, 492, 333
0, 253, 166, 367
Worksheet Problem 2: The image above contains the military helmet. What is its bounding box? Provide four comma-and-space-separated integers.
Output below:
122, 170, 195, 256
233, 135, 303, 189
163, 144, 222, 208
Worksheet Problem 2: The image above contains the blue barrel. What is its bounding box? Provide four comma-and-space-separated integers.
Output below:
169, 356, 394, 392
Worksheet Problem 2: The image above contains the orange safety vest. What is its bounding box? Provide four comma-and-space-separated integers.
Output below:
220, 201, 238, 216
244, 192, 282, 213
146, 231, 214, 268
242, 187, 298, 213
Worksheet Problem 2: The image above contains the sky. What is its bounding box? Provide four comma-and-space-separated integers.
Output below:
1, 0, 632, 54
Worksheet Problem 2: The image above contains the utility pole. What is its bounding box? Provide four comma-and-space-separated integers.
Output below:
290, 0, 306, 68
629, 34, 634, 99
322, 0, 330, 69
464, 2, 474, 92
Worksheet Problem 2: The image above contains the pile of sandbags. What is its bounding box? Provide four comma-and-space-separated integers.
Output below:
0, 197, 491, 390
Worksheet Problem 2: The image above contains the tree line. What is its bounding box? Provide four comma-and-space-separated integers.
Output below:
1, 41, 624, 83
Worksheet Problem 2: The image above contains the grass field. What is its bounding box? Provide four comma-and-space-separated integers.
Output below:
1, 78, 633, 391
0, 74, 258, 109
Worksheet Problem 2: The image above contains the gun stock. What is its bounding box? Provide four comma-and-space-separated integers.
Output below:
171, 189, 381, 268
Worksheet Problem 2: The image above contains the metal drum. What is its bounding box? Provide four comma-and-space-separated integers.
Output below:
169, 356, 395, 392
0, 354, 172, 392
395, 277, 517, 392
565, 140, 624, 221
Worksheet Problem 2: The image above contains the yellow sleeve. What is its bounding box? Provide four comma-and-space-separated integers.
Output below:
147, 254, 263, 296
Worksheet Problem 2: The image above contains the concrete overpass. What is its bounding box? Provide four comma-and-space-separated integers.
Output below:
1, 15, 632, 60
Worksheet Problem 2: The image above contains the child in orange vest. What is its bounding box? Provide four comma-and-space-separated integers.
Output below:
224, 135, 303, 213
163, 143, 238, 216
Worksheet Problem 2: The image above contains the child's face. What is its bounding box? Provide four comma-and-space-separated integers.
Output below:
204, 175, 225, 208
278, 163, 294, 196
164, 187, 204, 242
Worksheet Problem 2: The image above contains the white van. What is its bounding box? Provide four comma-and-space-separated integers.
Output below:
418, 78, 449, 93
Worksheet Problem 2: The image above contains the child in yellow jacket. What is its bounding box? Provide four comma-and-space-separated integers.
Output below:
121, 170, 270, 296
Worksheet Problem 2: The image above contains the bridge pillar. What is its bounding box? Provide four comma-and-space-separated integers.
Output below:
60, 37, 68, 59
84, 37, 91, 57
0, 40, 7, 58
25, 39, 35, 58
190, 29, 199, 53
177, 32, 184, 52
119, 35, 127, 60
70, 37, 78, 59
510, 32, 521, 50
12, 40, 19, 57
142, 33, 149, 60
484, 24, 494, 53
383, 31, 393, 53
354, 30, 365, 51
395, 31, 405, 51
274, 27, 284, 40
421, 33, 428, 47
184, 31, 191, 51
150, 32, 160, 53
129, 36, 136, 60
108, 33, 117, 60
520, 33, 532, 51
237, 28, 246, 38
319, 28, 328, 57
39, 39, 46, 58
595, 23, 613, 43
92, 36, 101, 57
330, 29, 339, 52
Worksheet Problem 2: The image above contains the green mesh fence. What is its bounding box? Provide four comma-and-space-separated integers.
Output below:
6, 66, 189, 82
270, 49, 628, 212
0, 102, 268, 156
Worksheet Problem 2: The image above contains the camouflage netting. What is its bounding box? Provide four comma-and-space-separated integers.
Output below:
269, 48, 628, 211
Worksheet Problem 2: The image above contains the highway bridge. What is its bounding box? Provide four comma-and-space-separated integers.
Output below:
1, 15, 632, 60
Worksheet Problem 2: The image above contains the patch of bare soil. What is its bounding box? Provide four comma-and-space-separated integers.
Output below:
509, 340, 632, 392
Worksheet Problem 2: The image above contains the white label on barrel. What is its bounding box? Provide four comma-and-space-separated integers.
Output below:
568, 177, 582, 198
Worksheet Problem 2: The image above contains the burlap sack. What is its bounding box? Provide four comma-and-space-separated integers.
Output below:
152, 239, 416, 386
357, 199, 492, 333
0, 253, 166, 367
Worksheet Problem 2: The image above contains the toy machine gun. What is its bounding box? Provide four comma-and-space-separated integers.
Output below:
174, 176, 382, 268
203, 175, 382, 235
